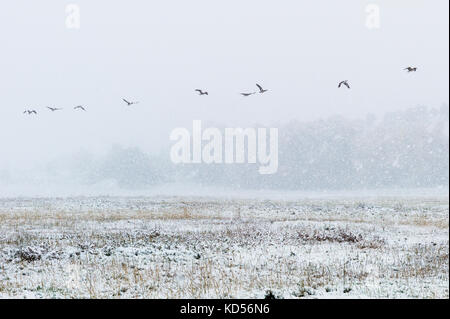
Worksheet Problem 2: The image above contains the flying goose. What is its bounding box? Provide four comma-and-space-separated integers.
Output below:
195, 89, 209, 96
240, 92, 256, 97
338, 80, 350, 89
47, 107, 62, 112
404, 67, 417, 72
23, 110, 37, 115
256, 83, 268, 94
123, 98, 139, 106
74, 105, 86, 111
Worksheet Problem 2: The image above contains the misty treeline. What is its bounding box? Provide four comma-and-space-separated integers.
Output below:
185, 105, 449, 190
2, 106, 449, 191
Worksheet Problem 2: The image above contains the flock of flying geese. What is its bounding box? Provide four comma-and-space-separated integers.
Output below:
195, 83, 269, 97
23, 105, 85, 115
22, 66, 418, 115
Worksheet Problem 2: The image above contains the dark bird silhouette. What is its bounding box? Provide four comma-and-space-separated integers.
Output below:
256, 83, 268, 94
240, 92, 256, 97
195, 89, 209, 96
404, 67, 418, 72
338, 80, 350, 89
47, 107, 62, 112
122, 98, 139, 106
23, 110, 37, 115
74, 105, 86, 111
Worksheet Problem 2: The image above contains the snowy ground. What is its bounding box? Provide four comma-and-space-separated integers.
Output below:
0, 196, 448, 299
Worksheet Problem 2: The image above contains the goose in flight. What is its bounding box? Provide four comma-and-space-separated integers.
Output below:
195, 89, 209, 96
404, 67, 417, 72
74, 105, 86, 111
240, 92, 256, 97
23, 110, 37, 115
47, 107, 62, 112
123, 98, 139, 106
338, 80, 350, 89
256, 83, 268, 94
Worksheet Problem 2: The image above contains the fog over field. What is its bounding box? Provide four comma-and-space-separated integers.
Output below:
0, 106, 448, 197
0, 1, 448, 195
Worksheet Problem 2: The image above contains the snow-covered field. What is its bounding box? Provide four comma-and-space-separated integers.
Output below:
0, 196, 448, 299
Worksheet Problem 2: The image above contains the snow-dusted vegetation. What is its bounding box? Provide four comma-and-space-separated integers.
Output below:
1, 106, 448, 196
0, 196, 448, 298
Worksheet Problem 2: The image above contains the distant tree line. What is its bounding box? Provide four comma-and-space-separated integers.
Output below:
2, 106, 448, 191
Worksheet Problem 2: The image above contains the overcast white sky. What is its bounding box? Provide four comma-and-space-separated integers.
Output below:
0, 0, 448, 168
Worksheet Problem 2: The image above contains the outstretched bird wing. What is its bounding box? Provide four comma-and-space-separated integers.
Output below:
123, 98, 131, 104
256, 84, 263, 91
